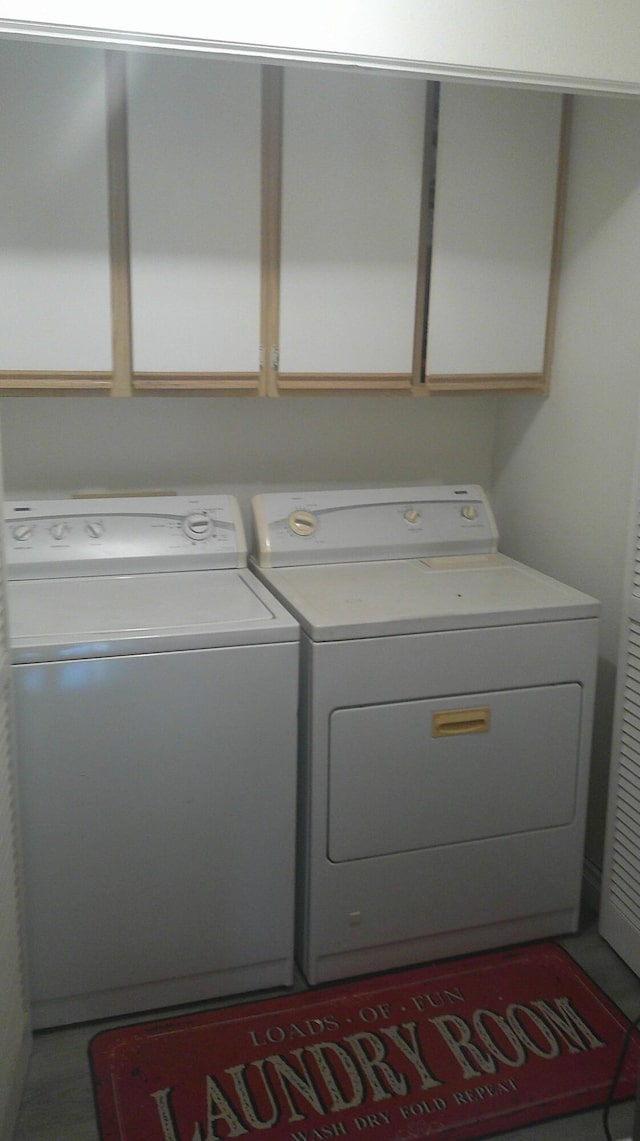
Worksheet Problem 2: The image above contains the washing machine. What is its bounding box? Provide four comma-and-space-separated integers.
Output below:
5, 493, 299, 1027
250, 484, 599, 985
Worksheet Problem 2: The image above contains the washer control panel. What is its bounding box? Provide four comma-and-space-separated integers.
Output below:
5, 495, 247, 578
252, 486, 499, 567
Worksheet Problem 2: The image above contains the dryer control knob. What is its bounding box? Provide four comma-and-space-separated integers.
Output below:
404, 508, 420, 525
85, 520, 105, 539
183, 512, 213, 541
11, 523, 33, 542
50, 521, 69, 541
461, 505, 478, 521
288, 510, 317, 537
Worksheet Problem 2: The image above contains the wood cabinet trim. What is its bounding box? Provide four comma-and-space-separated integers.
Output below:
0, 373, 113, 395
276, 374, 414, 394
131, 374, 260, 394
540, 94, 572, 396
105, 51, 133, 398
261, 67, 283, 397
411, 82, 437, 390
425, 372, 547, 394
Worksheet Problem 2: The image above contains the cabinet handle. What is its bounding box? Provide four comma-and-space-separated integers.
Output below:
432, 707, 491, 738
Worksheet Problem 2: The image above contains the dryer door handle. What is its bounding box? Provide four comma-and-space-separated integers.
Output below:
432, 707, 491, 738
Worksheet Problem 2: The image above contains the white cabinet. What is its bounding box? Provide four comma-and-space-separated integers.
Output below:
0, 41, 112, 383
425, 83, 566, 391
277, 68, 426, 389
0, 39, 568, 398
126, 54, 262, 388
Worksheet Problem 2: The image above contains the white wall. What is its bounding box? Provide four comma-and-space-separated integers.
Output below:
0, 395, 497, 538
491, 94, 640, 869
2, 1, 640, 93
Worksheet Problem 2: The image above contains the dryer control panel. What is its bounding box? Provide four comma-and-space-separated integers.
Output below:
252, 485, 499, 566
5, 495, 247, 578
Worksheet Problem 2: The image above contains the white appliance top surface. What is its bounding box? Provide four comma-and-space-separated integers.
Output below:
4, 496, 298, 660
8, 569, 298, 662
253, 555, 599, 640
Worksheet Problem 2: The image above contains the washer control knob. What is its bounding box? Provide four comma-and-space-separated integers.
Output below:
461, 505, 478, 521
288, 510, 317, 537
50, 521, 69, 541
404, 508, 420, 525
11, 523, 33, 542
183, 512, 213, 541
85, 520, 105, 539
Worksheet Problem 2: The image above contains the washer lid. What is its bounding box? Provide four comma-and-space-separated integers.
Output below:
9, 569, 298, 662
252, 554, 599, 640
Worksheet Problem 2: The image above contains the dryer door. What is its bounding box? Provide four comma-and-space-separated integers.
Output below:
328, 684, 582, 862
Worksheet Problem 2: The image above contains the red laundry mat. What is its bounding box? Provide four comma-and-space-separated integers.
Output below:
90, 941, 639, 1141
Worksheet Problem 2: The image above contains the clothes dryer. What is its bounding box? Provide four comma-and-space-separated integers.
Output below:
251, 485, 599, 985
6, 494, 299, 1027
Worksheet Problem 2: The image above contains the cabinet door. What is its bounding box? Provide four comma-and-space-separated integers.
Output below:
425, 84, 565, 391
0, 41, 112, 384
126, 54, 262, 389
277, 68, 427, 390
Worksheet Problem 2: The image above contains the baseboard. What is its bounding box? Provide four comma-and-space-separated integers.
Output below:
582, 856, 602, 915
0, 1023, 31, 1141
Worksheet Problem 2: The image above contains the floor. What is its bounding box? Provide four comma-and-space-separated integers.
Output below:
11, 910, 640, 1141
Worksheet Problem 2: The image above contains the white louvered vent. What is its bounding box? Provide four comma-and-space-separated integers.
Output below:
607, 639, 640, 928
601, 457, 640, 973
606, 625, 640, 918
0, 498, 30, 1133
0, 674, 26, 1007
629, 508, 638, 597
633, 507, 640, 596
